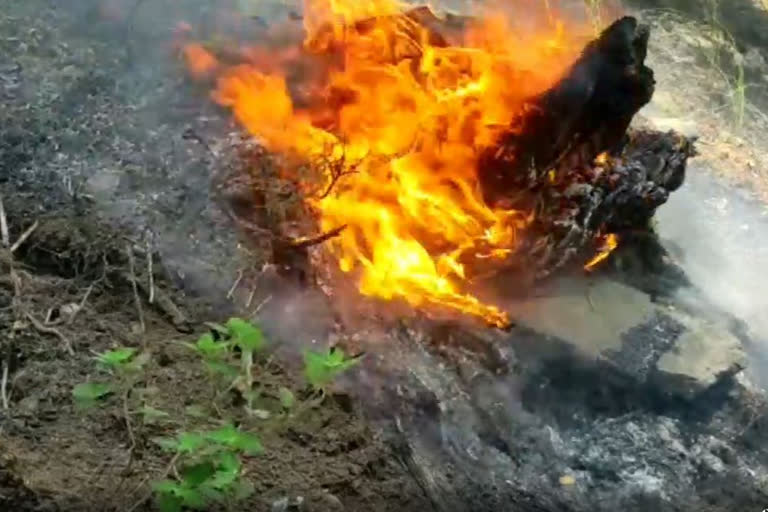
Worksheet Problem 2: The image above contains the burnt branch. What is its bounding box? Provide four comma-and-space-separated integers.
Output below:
289, 224, 348, 249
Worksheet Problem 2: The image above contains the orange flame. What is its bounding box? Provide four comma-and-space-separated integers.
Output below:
584, 233, 619, 271
184, 43, 219, 78
191, 1, 596, 326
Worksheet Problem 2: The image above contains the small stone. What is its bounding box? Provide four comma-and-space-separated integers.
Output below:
251, 409, 271, 420
17, 395, 39, 415
272, 497, 289, 512
317, 491, 344, 511
60, 303, 80, 318
559, 475, 576, 486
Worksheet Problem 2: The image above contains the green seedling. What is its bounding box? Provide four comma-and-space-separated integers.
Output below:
72, 347, 146, 408
151, 424, 260, 512
226, 318, 265, 411
184, 332, 238, 381
184, 318, 267, 413
304, 347, 362, 394
72, 381, 112, 408
97, 347, 137, 368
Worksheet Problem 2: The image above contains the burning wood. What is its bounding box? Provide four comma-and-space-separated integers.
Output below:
183, 1, 693, 327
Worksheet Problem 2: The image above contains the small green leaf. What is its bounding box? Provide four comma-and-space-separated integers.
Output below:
151, 436, 180, 452
197, 333, 229, 356
152, 479, 181, 494
278, 387, 295, 409
177, 432, 208, 454
140, 406, 171, 423
303, 347, 362, 390
231, 479, 256, 501
233, 431, 262, 455
96, 347, 137, 368
216, 451, 240, 473
209, 452, 240, 489
181, 461, 216, 486
176, 486, 207, 509
72, 382, 112, 402
154, 482, 183, 512
205, 425, 263, 455
226, 318, 265, 353
205, 424, 238, 444
156, 492, 183, 512
197, 483, 226, 504
204, 360, 239, 377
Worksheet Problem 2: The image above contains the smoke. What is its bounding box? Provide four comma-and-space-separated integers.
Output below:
654, 161, 768, 382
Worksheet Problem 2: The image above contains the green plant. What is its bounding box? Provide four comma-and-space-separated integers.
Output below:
183, 317, 267, 414
72, 346, 148, 409
226, 317, 265, 410
303, 346, 362, 395
183, 331, 238, 383
151, 424, 260, 512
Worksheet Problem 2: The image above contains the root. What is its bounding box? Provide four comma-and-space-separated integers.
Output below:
25, 311, 74, 356
126, 243, 146, 341
1, 361, 8, 411
0, 194, 8, 248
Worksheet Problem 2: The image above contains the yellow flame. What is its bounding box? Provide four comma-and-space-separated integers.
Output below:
584, 233, 619, 271
191, 0, 595, 325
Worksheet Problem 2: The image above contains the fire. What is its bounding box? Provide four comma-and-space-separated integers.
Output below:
584, 233, 619, 271
190, 1, 596, 326
183, 43, 219, 78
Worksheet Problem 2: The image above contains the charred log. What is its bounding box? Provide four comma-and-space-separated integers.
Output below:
478, 16, 655, 207
510, 129, 694, 282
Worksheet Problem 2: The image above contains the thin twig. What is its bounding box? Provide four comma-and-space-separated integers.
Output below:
227, 270, 243, 299
254, 294, 272, 314
126, 244, 146, 340
10, 220, 38, 253
0, 194, 8, 248
147, 239, 154, 305
123, 391, 136, 452
25, 311, 74, 355
1, 361, 9, 410
317, 170, 358, 199
246, 288, 256, 308
67, 284, 94, 325
290, 224, 347, 249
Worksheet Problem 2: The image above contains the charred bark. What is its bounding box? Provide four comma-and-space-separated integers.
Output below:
478, 16, 656, 207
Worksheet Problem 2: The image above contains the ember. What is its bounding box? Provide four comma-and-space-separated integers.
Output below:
184, 1, 692, 326
584, 233, 619, 271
